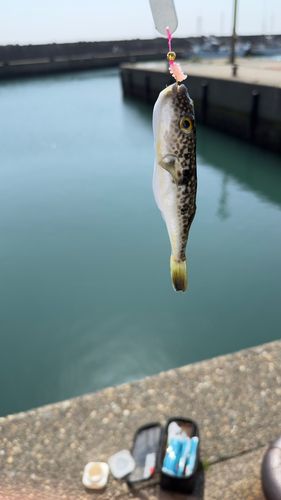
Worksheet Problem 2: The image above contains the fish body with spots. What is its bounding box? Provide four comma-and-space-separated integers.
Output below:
153, 83, 197, 292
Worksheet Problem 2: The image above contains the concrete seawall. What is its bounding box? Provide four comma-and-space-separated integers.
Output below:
1, 339, 281, 499
0, 39, 191, 79
120, 61, 281, 154
1, 35, 280, 81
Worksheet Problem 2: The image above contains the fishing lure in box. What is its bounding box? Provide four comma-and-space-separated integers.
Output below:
153, 31, 197, 292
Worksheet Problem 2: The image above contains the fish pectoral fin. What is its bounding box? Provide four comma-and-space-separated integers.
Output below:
159, 154, 178, 184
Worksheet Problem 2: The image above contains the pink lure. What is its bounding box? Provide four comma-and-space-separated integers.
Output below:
166, 27, 187, 83
169, 62, 187, 82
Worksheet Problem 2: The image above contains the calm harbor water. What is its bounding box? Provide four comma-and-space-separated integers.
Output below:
0, 68, 281, 417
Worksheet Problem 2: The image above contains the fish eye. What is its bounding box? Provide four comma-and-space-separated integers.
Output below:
180, 117, 193, 133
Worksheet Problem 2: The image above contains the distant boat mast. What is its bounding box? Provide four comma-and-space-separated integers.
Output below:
230, 0, 238, 65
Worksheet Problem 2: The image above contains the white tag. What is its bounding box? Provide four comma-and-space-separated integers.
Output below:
143, 452, 156, 478
148, 0, 178, 36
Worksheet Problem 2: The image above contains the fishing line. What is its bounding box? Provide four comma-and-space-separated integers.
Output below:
166, 26, 187, 86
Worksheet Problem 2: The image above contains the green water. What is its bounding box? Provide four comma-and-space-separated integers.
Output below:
0, 69, 280, 417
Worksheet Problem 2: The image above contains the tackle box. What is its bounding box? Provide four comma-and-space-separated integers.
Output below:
126, 417, 200, 493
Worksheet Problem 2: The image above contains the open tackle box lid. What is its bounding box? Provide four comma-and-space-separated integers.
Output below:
126, 417, 200, 493
126, 422, 162, 484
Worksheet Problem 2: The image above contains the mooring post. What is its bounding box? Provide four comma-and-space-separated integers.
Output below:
232, 63, 238, 77
201, 81, 208, 124
249, 90, 259, 141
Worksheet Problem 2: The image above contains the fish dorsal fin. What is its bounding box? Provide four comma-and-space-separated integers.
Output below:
159, 154, 178, 184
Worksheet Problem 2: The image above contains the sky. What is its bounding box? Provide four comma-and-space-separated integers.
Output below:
0, 0, 280, 46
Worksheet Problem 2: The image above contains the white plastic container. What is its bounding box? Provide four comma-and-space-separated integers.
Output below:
108, 449, 135, 479
82, 462, 109, 489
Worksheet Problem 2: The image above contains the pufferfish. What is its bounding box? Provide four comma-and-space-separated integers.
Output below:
153, 83, 197, 292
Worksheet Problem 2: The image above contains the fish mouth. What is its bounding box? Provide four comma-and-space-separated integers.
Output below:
172, 83, 186, 95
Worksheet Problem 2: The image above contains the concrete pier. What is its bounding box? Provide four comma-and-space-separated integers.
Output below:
120, 59, 281, 154
1, 339, 281, 499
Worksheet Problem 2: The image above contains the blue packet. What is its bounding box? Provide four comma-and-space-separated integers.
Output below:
185, 436, 199, 477
163, 435, 182, 474
176, 436, 191, 476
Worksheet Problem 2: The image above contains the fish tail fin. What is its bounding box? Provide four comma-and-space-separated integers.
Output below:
170, 257, 187, 292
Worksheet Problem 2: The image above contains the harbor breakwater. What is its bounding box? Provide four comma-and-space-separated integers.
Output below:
0, 38, 190, 78
1, 34, 280, 79
0, 339, 280, 499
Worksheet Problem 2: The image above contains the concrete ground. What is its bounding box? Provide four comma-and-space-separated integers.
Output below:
1, 339, 281, 499
131, 57, 281, 88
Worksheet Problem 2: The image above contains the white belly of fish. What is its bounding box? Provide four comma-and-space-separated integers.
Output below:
153, 162, 182, 260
